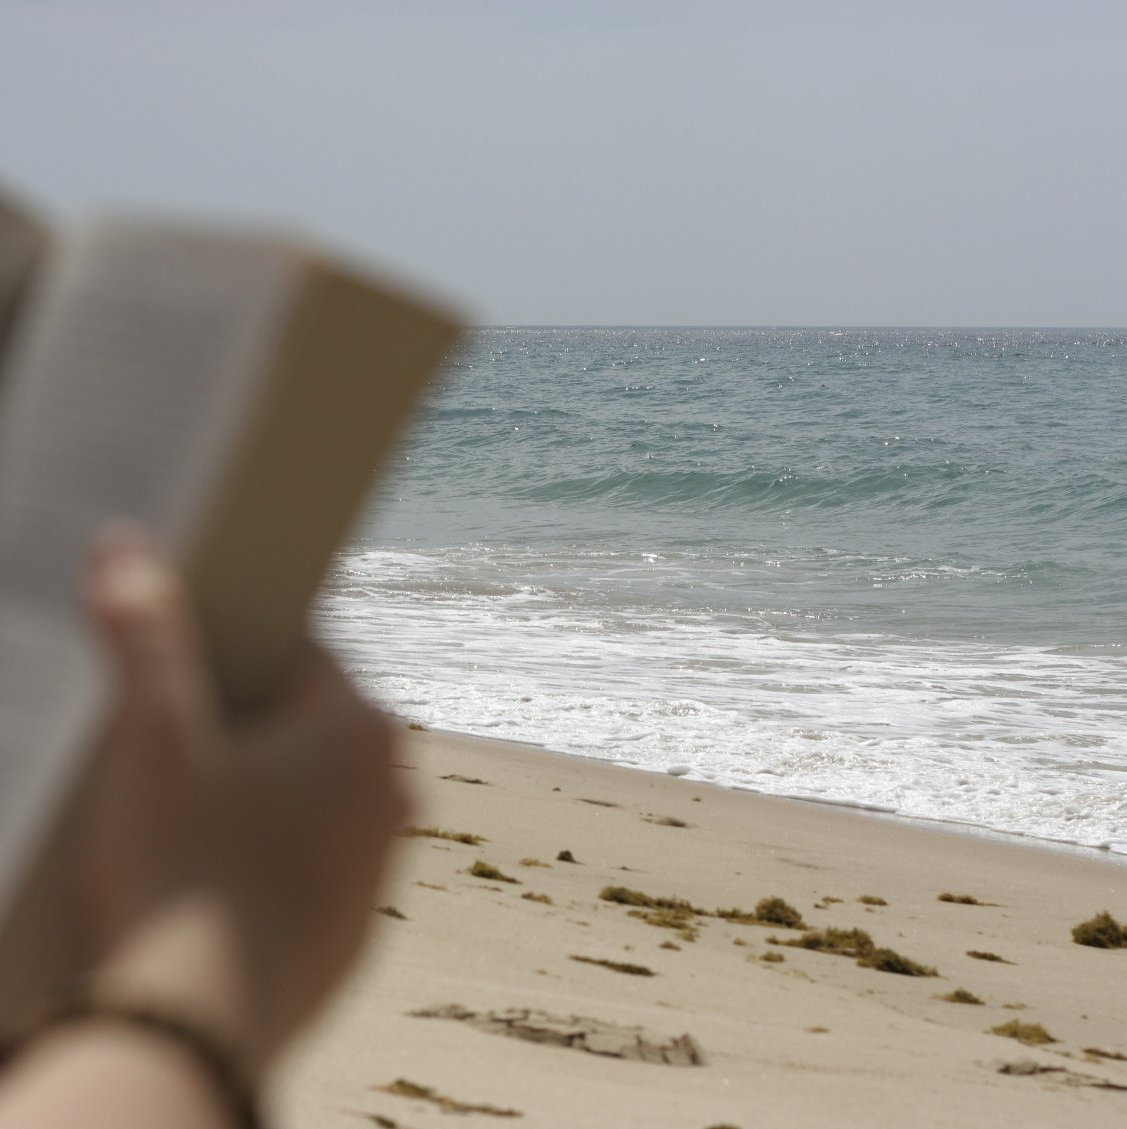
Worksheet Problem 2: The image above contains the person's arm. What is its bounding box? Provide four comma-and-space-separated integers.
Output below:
0, 1017, 247, 1129
0, 526, 410, 1124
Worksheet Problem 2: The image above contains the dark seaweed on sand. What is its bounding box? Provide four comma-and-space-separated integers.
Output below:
990, 1019, 1057, 1046
570, 955, 656, 976
469, 860, 520, 884
1071, 911, 1126, 949
781, 927, 936, 976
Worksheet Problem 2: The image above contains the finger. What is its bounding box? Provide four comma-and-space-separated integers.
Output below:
85, 524, 221, 762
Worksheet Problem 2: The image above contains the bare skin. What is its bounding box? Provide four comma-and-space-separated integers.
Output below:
0, 528, 410, 1124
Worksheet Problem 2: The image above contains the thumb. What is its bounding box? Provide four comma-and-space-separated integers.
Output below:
85, 524, 220, 763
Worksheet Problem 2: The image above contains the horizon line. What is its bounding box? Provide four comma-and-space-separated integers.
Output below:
468, 323, 1127, 331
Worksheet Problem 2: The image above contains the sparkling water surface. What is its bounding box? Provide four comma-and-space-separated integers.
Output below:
315, 328, 1127, 855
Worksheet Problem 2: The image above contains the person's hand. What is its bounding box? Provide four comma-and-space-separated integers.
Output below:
73, 525, 409, 1076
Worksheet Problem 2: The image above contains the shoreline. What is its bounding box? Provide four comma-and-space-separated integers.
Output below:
276, 723, 1127, 1128
409, 723, 1127, 868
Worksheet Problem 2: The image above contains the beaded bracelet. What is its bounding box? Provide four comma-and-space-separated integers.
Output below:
0, 998, 261, 1129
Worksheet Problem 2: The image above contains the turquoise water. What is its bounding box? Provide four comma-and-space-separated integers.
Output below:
316, 328, 1127, 853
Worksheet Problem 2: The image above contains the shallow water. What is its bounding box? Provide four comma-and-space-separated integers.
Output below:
315, 328, 1127, 854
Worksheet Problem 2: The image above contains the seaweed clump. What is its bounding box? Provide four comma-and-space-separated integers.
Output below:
599, 886, 705, 942
858, 947, 936, 977
990, 1020, 1058, 1046
716, 897, 806, 930
786, 927, 874, 956
753, 897, 807, 929
629, 906, 700, 942
599, 886, 704, 913
782, 927, 936, 977
570, 955, 656, 977
1071, 911, 1126, 949
967, 950, 1013, 964
404, 825, 486, 846
468, 860, 520, 884
940, 988, 984, 1005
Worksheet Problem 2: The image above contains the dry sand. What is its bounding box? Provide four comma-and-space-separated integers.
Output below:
274, 725, 1127, 1129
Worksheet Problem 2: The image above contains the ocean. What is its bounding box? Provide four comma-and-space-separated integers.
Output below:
314, 327, 1127, 856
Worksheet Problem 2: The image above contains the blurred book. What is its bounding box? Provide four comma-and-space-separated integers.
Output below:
0, 184, 460, 960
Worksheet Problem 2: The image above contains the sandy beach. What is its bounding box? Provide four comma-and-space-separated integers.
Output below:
274, 724, 1127, 1129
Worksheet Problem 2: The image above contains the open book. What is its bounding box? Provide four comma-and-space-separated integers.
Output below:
0, 186, 460, 971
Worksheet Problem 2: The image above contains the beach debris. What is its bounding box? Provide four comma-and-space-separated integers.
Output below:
599, 886, 705, 941
578, 797, 619, 808
859, 948, 937, 976
376, 1079, 521, 1117
468, 860, 520, 884
998, 1060, 1065, 1076
990, 1020, 1058, 1046
782, 926, 874, 957
659, 941, 681, 951
857, 895, 887, 906
997, 1061, 1127, 1091
519, 857, 549, 867
556, 849, 578, 863
406, 721, 428, 731
642, 814, 690, 828
939, 988, 984, 1005
521, 892, 552, 905
403, 825, 486, 846
599, 887, 705, 912
967, 950, 1014, 964
716, 902, 805, 930
410, 1004, 705, 1066
570, 955, 656, 976
1071, 911, 1126, 949
780, 927, 937, 976
938, 892, 988, 905
1084, 1047, 1127, 1063
753, 897, 805, 928
440, 774, 489, 786
629, 907, 699, 941
375, 906, 407, 920
760, 952, 785, 964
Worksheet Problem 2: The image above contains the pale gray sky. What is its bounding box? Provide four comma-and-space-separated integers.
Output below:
2, 0, 1124, 325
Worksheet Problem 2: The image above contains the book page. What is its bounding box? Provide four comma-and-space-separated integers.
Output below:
0, 222, 297, 921
0, 188, 48, 378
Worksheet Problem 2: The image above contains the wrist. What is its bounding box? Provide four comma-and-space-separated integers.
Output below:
90, 893, 267, 1079
0, 1009, 260, 1129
